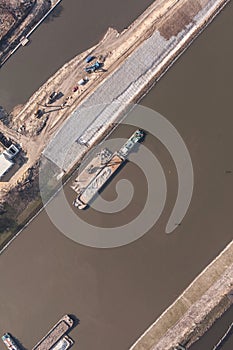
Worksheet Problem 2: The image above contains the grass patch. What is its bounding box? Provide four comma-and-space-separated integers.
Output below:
0, 197, 43, 250
17, 197, 42, 225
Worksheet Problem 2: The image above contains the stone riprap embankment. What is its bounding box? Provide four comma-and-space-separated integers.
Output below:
43, 0, 230, 173
0, 0, 230, 249
129, 241, 233, 350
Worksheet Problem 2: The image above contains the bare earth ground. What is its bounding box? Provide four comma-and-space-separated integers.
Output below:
0, 0, 229, 237
0, 0, 209, 187
0, 2, 232, 349
0, 1, 183, 187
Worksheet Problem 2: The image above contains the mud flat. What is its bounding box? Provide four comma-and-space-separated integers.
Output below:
130, 241, 233, 350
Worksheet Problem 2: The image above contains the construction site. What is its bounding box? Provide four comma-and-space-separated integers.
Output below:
0, 1, 232, 350
0, 0, 230, 239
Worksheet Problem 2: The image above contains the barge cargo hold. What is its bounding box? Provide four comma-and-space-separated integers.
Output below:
71, 148, 113, 194
72, 129, 144, 209
32, 315, 73, 350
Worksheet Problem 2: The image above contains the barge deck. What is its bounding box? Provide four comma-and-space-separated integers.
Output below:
32, 315, 73, 350
72, 129, 144, 209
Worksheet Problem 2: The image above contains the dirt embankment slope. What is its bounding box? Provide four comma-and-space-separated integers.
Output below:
0, 0, 230, 240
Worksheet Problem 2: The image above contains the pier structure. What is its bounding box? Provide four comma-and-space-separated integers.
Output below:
20, 36, 29, 46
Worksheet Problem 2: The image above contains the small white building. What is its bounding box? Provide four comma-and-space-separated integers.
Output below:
3, 144, 19, 159
0, 144, 20, 179
0, 154, 14, 179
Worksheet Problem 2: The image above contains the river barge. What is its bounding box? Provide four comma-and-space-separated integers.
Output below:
32, 315, 73, 350
2, 333, 20, 350
51, 335, 74, 350
72, 129, 144, 209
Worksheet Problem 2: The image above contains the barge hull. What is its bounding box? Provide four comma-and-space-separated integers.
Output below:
72, 129, 144, 209
78, 154, 124, 207
71, 148, 112, 194
32, 315, 73, 350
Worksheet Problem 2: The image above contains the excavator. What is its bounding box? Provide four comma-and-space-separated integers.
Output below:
84, 60, 104, 73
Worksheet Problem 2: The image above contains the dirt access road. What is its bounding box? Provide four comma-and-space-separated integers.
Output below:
0, 0, 226, 197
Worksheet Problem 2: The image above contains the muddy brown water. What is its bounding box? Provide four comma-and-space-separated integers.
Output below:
0, 1, 233, 350
0, 0, 155, 111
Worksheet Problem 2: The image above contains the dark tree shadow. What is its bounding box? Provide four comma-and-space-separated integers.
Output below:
44, 5, 64, 23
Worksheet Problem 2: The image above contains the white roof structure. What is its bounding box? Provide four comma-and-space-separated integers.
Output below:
0, 153, 13, 179
3, 144, 19, 159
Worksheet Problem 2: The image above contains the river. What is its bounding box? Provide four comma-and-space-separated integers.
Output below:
0, 0, 154, 111
0, 1, 232, 350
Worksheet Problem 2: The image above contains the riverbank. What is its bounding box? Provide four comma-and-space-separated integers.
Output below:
43, 0, 231, 173
0, 0, 51, 66
0, 1, 232, 348
0, 0, 231, 239
190, 306, 233, 349
0, 1, 35, 43
130, 241, 233, 350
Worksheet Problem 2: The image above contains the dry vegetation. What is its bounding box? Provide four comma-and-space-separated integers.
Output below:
0, 0, 229, 241
0, 0, 51, 65
0, 0, 35, 43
